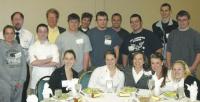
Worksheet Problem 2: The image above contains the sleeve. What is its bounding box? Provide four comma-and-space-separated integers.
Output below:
0, 48, 12, 85
83, 35, 92, 53
149, 32, 162, 51
88, 69, 98, 88
55, 36, 63, 62
117, 72, 125, 91
112, 31, 122, 48
120, 38, 129, 55
29, 32, 35, 46
49, 70, 60, 93
166, 32, 173, 52
28, 45, 36, 64
194, 32, 200, 53
20, 48, 27, 83
55, 35, 62, 52
51, 44, 60, 63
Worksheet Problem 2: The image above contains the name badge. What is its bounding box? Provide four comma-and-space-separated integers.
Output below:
104, 39, 112, 45
166, 33, 170, 39
15, 52, 22, 58
76, 39, 84, 44
61, 80, 70, 87
128, 46, 134, 51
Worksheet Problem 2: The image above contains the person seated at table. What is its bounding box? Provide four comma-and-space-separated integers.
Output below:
88, 50, 125, 92
171, 60, 200, 100
150, 52, 171, 91
124, 51, 150, 89
49, 49, 78, 94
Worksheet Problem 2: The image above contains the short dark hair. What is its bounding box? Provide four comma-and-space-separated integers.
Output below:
104, 50, 116, 59
160, 3, 172, 11
11, 12, 24, 20
112, 13, 122, 21
176, 10, 191, 20
68, 13, 80, 22
96, 11, 108, 21
36, 23, 49, 33
63, 49, 76, 59
46, 8, 59, 18
3, 25, 15, 35
81, 12, 93, 21
130, 14, 142, 22
150, 52, 164, 61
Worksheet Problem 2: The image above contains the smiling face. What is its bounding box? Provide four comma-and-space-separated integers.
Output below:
68, 19, 79, 32
37, 26, 48, 42
160, 6, 171, 19
3, 27, 15, 44
177, 16, 190, 29
130, 17, 142, 32
47, 13, 58, 28
133, 53, 144, 70
81, 17, 91, 29
151, 58, 163, 74
105, 54, 116, 69
12, 13, 24, 30
63, 52, 76, 68
96, 16, 108, 29
172, 63, 185, 80
111, 15, 121, 29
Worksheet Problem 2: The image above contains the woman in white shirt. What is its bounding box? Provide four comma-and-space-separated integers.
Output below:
171, 60, 200, 100
88, 50, 125, 92
150, 52, 169, 92
29, 24, 59, 90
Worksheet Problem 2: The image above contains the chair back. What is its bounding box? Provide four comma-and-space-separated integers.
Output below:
79, 71, 93, 89
35, 76, 51, 101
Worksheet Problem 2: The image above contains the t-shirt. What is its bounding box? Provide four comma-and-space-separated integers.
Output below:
114, 28, 130, 65
167, 28, 200, 66
87, 27, 121, 67
56, 30, 92, 72
121, 29, 162, 61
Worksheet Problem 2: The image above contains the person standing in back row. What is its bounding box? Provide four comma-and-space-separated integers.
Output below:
87, 11, 121, 68
152, 3, 178, 59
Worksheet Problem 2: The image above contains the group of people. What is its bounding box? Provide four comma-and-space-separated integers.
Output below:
0, 2, 200, 102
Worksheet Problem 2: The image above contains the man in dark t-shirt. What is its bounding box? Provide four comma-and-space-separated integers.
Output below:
111, 13, 129, 65
87, 11, 121, 67
121, 14, 162, 67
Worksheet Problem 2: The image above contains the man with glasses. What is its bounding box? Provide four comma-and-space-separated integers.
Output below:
166, 10, 200, 74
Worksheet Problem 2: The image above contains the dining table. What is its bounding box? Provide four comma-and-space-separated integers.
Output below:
41, 89, 200, 102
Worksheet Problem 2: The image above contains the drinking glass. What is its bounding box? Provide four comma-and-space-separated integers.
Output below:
54, 89, 62, 98
106, 80, 113, 93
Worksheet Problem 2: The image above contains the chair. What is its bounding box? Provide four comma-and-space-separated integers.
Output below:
78, 71, 93, 89
35, 76, 51, 101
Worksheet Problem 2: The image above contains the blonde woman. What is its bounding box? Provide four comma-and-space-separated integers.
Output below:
171, 60, 200, 100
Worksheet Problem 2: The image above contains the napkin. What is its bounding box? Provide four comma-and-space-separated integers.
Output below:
186, 81, 198, 101
42, 83, 53, 99
65, 78, 79, 96
26, 94, 38, 102
154, 77, 163, 96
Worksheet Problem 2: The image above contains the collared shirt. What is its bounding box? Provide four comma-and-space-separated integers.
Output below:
48, 26, 60, 44
29, 40, 59, 89
132, 67, 144, 83
88, 65, 124, 92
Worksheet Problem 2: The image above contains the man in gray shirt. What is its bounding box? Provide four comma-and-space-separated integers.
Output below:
167, 10, 200, 73
0, 25, 26, 102
56, 13, 92, 73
